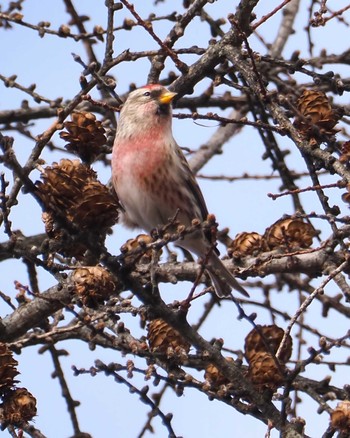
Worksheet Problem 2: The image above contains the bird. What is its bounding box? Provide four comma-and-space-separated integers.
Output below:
112, 84, 248, 298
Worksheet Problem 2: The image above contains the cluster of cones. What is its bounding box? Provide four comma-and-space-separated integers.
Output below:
37, 158, 118, 258
146, 319, 350, 433
229, 216, 316, 259
203, 325, 292, 391
146, 319, 292, 392
36, 112, 119, 259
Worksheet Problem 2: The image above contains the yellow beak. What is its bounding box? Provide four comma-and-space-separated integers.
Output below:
159, 91, 177, 105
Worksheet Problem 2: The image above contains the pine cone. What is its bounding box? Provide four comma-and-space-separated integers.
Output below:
38, 159, 94, 211
339, 141, 350, 166
72, 266, 116, 307
331, 400, 350, 432
248, 352, 285, 390
264, 217, 316, 251
0, 344, 19, 396
147, 319, 190, 357
244, 324, 292, 364
60, 112, 106, 164
294, 90, 340, 144
204, 357, 234, 386
228, 232, 264, 258
37, 159, 118, 241
0, 388, 37, 428
120, 234, 160, 265
41, 211, 88, 259
72, 180, 118, 229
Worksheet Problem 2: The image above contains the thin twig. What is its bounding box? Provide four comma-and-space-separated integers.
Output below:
119, 0, 189, 74
46, 345, 82, 435
268, 181, 345, 200
276, 260, 349, 360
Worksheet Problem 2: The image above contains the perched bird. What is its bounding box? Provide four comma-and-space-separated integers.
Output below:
112, 84, 248, 298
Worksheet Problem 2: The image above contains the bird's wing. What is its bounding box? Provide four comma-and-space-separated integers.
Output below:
175, 145, 220, 253
175, 145, 209, 221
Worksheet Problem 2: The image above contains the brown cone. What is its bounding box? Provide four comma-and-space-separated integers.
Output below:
204, 357, 234, 386
147, 319, 190, 357
37, 158, 118, 230
60, 111, 106, 164
244, 324, 292, 364
331, 400, 350, 432
228, 232, 264, 258
72, 266, 116, 307
248, 352, 285, 391
1, 388, 37, 427
294, 90, 341, 144
120, 233, 160, 265
0, 344, 19, 396
264, 217, 316, 251
339, 141, 350, 166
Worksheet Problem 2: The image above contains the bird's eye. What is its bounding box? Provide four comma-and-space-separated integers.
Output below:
143, 91, 151, 97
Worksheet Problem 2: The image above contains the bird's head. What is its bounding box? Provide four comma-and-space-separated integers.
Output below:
119, 84, 177, 130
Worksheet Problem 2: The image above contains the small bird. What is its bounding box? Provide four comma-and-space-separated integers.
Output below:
112, 84, 248, 298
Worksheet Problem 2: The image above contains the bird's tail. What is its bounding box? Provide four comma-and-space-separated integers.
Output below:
206, 253, 249, 298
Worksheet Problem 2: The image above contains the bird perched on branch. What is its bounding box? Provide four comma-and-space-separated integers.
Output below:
112, 84, 248, 298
